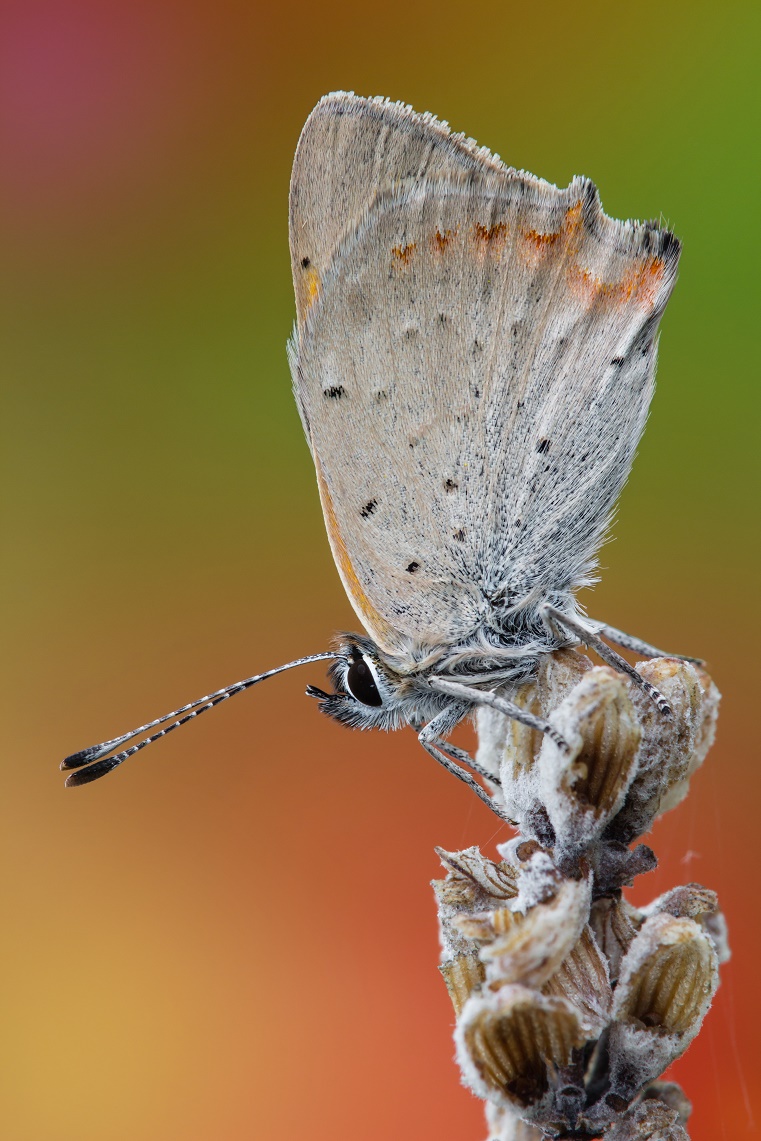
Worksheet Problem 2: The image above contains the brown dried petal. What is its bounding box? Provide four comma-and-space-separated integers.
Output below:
456, 985, 584, 1107
589, 896, 642, 983
542, 926, 612, 1037
435, 846, 519, 904
439, 951, 486, 1017
539, 668, 641, 850
433, 847, 520, 960
480, 875, 592, 989
642, 1081, 692, 1124
454, 905, 521, 940
642, 883, 718, 922
605, 1099, 690, 1141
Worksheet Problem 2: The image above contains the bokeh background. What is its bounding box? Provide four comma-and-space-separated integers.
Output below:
2, 0, 758, 1138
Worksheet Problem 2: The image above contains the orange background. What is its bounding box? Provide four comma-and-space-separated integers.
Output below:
2, 1, 758, 1138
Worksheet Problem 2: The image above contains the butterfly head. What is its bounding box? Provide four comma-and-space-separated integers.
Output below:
306, 635, 424, 731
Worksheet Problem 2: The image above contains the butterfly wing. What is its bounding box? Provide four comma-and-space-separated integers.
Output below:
289, 91, 507, 331
289, 97, 680, 658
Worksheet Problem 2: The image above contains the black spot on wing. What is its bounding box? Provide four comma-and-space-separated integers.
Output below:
406, 561, 420, 573
536, 438, 551, 454
360, 499, 378, 519
300, 256, 311, 268
323, 385, 345, 399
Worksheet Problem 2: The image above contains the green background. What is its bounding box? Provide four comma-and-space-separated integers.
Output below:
2, 0, 758, 1137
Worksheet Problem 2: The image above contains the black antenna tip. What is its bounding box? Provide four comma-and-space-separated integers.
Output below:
61, 733, 132, 770
306, 685, 330, 700
64, 756, 122, 787
61, 746, 102, 771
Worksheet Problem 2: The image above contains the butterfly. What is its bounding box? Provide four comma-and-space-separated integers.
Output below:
61, 93, 696, 818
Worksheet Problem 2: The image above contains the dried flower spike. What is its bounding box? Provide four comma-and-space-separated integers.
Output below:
433, 653, 726, 1139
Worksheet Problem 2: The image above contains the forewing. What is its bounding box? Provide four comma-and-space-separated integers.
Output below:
289, 92, 507, 330
290, 171, 679, 654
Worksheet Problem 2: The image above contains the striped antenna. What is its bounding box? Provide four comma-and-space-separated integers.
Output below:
60, 652, 339, 787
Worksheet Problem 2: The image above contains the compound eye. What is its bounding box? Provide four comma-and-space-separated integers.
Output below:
345, 656, 383, 707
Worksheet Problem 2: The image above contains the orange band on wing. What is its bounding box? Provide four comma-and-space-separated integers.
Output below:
313, 449, 400, 650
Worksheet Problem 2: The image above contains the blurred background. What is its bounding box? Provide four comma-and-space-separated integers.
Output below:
1, 0, 758, 1138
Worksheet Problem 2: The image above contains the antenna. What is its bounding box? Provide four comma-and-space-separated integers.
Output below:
60, 652, 339, 787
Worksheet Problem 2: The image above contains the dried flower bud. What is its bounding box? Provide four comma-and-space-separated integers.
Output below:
610, 661, 720, 842
456, 985, 584, 1108
639, 884, 730, 962
539, 668, 641, 854
642, 884, 718, 922
478, 875, 592, 990
608, 913, 719, 1098
476, 651, 592, 824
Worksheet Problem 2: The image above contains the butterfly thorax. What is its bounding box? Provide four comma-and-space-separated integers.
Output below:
309, 592, 579, 733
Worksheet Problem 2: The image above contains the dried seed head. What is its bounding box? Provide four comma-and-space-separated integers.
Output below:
456, 985, 584, 1108
505, 842, 563, 909
610, 660, 720, 842
539, 668, 641, 852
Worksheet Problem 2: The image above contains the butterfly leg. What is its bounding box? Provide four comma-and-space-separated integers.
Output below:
417, 707, 508, 819
587, 620, 704, 665
541, 605, 672, 716
428, 677, 571, 753
428, 735, 502, 788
